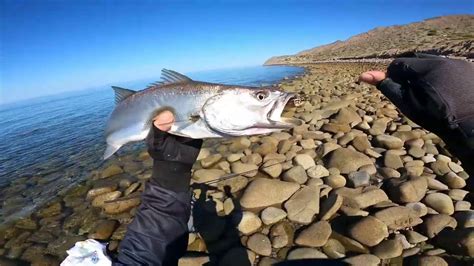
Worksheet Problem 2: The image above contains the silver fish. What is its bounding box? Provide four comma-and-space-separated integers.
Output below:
103, 69, 302, 159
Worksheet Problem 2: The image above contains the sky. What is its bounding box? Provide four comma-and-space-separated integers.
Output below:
1, 0, 473, 104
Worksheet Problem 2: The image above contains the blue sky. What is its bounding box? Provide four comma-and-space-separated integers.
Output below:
1, 0, 472, 104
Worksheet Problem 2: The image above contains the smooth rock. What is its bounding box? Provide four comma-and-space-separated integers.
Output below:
270, 221, 294, 248
238, 211, 262, 235
261, 159, 282, 178
325, 148, 373, 174
102, 197, 140, 214
295, 220, 331, 247
372, 239, 403, 259
416, 256, 448, 266
322, 238, 346, 259
404, 230, 428, 244
261, 207, 287, 225
375, 134, 404, 149
284, 186, 320, 224
293, 154, 315, 170
200, 154, 222, 168
240, 178, 299, 210
440, 172, 466, 189
343, 254, 380, 266
282, 166, 308, 184
348, 216, 389, 247
231, 162, 258, 177
307, 165, 329, 178
324, 174, 346, 188
101, 164, 123, 178
423, 193, 454, 215
247, 233, 271, 256
421, 214, 457, 238
386, 176, 427, 203
88, 220, 117, 240
193, 169, 226, 183
374, 206, 422, 230
347, 171, 370, 188
319, 193, 343, 220
287, 248, 328, 260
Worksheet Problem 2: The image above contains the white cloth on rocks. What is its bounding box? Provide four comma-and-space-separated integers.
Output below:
61, 239, 111, 266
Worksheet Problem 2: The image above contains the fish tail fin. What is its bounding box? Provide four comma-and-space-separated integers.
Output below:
103, 144, 121, 160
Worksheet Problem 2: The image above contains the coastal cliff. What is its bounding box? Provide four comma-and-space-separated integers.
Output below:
265, 15, 474, 65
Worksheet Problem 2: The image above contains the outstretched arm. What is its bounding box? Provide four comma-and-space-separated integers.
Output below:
115, 111, 202, 265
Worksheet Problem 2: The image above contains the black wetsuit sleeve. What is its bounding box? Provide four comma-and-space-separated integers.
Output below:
115, 126, 202, 265
377, 54, 474, 184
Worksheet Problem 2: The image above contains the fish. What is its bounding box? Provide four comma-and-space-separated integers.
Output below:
103, 69, 302, 159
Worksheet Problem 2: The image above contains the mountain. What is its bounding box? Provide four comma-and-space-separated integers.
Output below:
264, 15, 474, 65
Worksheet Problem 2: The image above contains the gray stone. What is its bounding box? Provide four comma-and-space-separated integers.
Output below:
347, 171, 370, 188
307, 165, 329, 178
247, 233, 271, 256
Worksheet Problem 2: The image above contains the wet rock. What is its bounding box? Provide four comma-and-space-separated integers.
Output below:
282, 165, 308, 184
86, 184, 118, 200
240, 178, 299, 210
295, 221, 331, 247
348, 216, 389, 247
231, 162, 258, 177
319, 193, 343, 220
101, 164, 123, 178
88, 220, 118, 240
421, 214, 457, 238
374, 206, 423, 230
372, 239, 403, 259
92, 191, 122, 207
343, 254, 380, 266
238, 211, 262, 235
325, 148, 373, 174
287, 248, 328, 260
284, 186, 320, 224
102, 197, 140, 214
46, 235, 85, 258
15, 217, 37, 230
423, 193, 454, 215
247, 233, 271, 256
37, 202, 62, 218
270, 221, 294, 248
261, 207, 287, 225
307, 165, 329, 178
111, 223, 128, 240
293, 154, 315, 170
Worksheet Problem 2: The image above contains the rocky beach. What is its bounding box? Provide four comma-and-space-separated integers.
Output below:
1, 61, 472, 265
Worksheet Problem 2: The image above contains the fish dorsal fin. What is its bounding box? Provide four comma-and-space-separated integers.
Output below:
160, 69, 193, 85
112, 86, 136, 104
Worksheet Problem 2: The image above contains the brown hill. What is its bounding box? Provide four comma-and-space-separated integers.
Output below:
265, 15, 474, 65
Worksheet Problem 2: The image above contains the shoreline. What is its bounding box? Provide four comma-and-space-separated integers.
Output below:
1, 63, 473, 265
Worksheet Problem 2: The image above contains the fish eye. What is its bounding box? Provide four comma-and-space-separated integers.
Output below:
255, 91, 268, 101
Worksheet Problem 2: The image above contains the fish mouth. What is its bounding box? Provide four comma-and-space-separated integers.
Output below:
265, 93, 304, 128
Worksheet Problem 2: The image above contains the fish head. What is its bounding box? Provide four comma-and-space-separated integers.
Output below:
202, 86, 303, 136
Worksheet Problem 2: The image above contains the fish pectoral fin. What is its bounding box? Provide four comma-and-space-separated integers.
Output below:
112, 86, 136, 104
170, 119, 223, 138
103, 144, 121, 160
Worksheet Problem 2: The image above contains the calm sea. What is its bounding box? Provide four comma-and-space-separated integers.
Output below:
0, 65, 303, 224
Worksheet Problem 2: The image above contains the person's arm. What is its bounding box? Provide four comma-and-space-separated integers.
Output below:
360, 54, 474, 186
115, 112, 202, 265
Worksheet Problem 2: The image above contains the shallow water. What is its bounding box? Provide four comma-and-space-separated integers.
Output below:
0, 65, 303, 224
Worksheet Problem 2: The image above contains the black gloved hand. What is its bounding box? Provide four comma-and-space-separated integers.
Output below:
377, 53, 474, 181
147, 125, 203, 192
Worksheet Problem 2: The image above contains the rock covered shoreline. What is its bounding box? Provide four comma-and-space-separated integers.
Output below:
1, 62, 473, 265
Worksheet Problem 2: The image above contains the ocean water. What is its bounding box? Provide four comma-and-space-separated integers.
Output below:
0, 65, 303, 224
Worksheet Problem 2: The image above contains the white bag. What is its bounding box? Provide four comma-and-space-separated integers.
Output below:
61, 239, 112, 266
